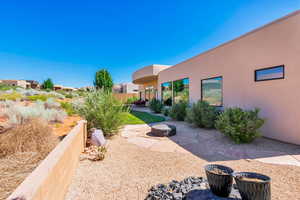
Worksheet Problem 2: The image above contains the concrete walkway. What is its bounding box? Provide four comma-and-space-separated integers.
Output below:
121, 122, 300, 166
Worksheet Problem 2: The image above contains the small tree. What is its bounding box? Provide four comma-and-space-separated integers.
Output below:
42, 78, 54, 90
94, 69, 113, 92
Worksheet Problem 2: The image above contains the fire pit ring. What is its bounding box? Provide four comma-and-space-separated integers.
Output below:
151, 124, 176, 137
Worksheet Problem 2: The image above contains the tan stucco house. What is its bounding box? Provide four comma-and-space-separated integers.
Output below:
132, 10, 300, 145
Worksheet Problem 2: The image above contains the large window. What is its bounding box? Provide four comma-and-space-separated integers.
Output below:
201, 76, 222, 106
161, 82, 172, 106
173, 78, 189, 103
255, 65, 284, 81
145, 86, 156, 101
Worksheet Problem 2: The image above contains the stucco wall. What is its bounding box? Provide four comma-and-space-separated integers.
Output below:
8, 120, 87, 200
158, 10, 300, 144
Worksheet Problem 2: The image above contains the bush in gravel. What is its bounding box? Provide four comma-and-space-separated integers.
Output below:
169, 101, 188, 121
215, 107, 265, 143
76, 90, 126, 136
149, 99, 163, 113
185, 100, 218, 129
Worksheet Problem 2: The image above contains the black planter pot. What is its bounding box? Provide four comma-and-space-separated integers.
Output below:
232, 172, 271, 200
204, 164, 234, 197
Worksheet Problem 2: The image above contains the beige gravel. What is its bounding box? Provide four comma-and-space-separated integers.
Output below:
66, 125, 300, 200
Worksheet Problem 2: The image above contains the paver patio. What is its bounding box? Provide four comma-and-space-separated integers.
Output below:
66, 120, 300, 200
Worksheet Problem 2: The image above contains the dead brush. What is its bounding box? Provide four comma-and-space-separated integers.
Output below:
0, 119, 58, 158
0, 119, 59, 199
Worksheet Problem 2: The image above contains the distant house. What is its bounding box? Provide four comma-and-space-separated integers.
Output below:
26, 80, 40, 89
113, 83, 139, 94
54, 85, 76, 92
0, 80, 30, 88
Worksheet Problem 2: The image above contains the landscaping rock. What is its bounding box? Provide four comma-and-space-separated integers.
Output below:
145, 177, 241, 200
91, 129, 106, 146
151, 124, 176, 137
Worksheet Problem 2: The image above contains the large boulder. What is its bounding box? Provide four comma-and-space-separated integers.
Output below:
91, 129, 106, 146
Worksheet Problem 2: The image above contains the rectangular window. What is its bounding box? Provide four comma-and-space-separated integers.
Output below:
161, 82, 172, 106
255, 65, 284, 81
201, 76, 222, 106
173, 78, 189, 104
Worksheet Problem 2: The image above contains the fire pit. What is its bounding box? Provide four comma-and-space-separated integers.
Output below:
151, 124, 176, 137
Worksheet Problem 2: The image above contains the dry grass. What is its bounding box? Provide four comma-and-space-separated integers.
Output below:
0, 119, 59, 200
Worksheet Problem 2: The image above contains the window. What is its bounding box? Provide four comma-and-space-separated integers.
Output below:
255, 65, 284, 81
201, 76, 222, 106
161, 82, 172, 106
173, 78, 189, 103
145, 86, 155, 101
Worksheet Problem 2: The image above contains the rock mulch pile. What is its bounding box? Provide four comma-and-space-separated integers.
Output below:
145, 177, 240, 200
80, 146, 107, 161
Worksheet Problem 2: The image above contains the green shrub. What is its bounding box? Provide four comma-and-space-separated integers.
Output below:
76, 90, 126, 136
215, 107, 265, 143
0, 83, 18, 91
169, 101, 188, 121
185, 100, 218, 129
65, 93, 73, 99
149, 99, 163, 113
60, 102, 76, 116
162, 107, 170, 116
27, 95, 52, 101
0, 92, 22, 101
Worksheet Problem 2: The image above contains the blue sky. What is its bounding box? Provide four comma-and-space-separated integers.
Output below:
0, 0, 299, 87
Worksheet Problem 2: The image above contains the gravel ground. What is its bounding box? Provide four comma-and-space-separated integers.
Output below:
65, 131, 300, 200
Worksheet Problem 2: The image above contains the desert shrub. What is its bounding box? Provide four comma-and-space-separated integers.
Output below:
215, 107, 265, 143
185, 100, 218, 128
65, 93, 73, 99
76, 90, 126, 136
0, 119, 58, 199
27, 94, 52, 101
0, 119, 58, 158
149, 99, 163, 113
0, 83, 18, 91
44, 98, 61, 109
60, 102, 76, 116
162, 107, 170, 116
169, 101, 188, 121
0, 92, 22, 101
2, 100, 67, 125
